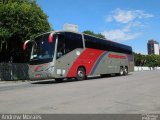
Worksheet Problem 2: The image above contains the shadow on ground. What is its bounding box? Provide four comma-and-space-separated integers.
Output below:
31, 74, 131, 85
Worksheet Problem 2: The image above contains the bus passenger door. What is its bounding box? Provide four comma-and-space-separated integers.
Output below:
54, 32, 84, 78
54, 34, 68, 78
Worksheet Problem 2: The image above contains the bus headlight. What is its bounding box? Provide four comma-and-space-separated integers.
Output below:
46, 66, 54, 72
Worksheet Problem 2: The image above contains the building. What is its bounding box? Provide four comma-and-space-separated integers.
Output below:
147, 40, 159, 55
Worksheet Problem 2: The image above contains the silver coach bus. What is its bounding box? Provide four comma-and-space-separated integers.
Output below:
23, 31, 134, 81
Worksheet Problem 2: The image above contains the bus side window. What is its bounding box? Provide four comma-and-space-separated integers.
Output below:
65, 32, 83, 53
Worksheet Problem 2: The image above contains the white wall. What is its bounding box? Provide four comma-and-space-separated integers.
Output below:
134, 66, 160, 71
154, 44, 160, 55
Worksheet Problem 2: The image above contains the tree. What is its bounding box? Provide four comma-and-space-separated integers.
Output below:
0, 0, 51, 62
83, 30, 105, 39
0, 28, 10, 50
134, 53, 146, 66
134, 52, 160, 67
0, 0, 32, 4
146, 54, 160, 67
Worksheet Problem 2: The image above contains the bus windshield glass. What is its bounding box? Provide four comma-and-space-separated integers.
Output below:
30, 33, 56, 61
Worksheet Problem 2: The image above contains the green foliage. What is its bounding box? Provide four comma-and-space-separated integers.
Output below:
0, 0, 35, 4
146, 54, 160, 67
0, 0, 51, 42
83, 30, 105, 39
0, 28, 10, 50
0, 0, 51, 62
0, 28, 10, 40
134, 53, 160, 67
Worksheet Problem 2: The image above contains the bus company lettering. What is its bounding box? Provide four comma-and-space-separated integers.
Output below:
108, 53, 126, 59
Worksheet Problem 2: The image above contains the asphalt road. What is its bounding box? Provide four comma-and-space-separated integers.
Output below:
0, 71, 160, 114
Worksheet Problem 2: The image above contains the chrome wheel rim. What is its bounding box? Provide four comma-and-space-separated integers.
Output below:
124, 68, 128, 74
78, 70, 84, 78
120, 69, 123, 75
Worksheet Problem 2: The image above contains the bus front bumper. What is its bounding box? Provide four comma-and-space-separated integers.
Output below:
29, 65, 55, 80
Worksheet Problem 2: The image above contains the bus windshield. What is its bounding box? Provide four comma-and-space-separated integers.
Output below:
30, 33, 56, 62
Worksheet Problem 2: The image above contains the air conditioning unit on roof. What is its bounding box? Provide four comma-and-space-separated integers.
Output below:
63, 24, 78, 32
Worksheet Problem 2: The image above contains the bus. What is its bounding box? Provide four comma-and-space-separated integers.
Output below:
23, 31, 134, 81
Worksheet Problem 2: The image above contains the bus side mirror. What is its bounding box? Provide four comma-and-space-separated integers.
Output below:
48, 33, 54, 43
23, 40, 31, 50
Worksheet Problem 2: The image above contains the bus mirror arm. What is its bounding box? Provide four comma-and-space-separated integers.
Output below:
23, 40, 37, 50
23, 40, 32, 50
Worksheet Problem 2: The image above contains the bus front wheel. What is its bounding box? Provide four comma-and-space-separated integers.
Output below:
76, 67, 86, 81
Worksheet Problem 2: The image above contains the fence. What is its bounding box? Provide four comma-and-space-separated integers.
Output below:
0, 63, 29, 80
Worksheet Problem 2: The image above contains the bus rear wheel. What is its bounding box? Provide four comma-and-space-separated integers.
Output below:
124, 67, 128, 75
76, 67, 86, 81
119, 67, 124, 76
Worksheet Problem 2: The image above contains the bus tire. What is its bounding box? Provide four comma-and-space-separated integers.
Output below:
119, 67, 124, 76
55, 78, 63, 82
124, 67, 128, 75
76, 67, 86, 81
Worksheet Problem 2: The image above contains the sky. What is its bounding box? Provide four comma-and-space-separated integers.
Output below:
37, 0, 160, 54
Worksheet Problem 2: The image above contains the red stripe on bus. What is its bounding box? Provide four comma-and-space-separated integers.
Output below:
66, 48, 104, 77
34, 65, 43, 72
34, 64, 48, 72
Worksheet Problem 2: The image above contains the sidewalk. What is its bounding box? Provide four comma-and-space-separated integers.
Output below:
0, 80, 30, 87
0, 79, 53, 87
